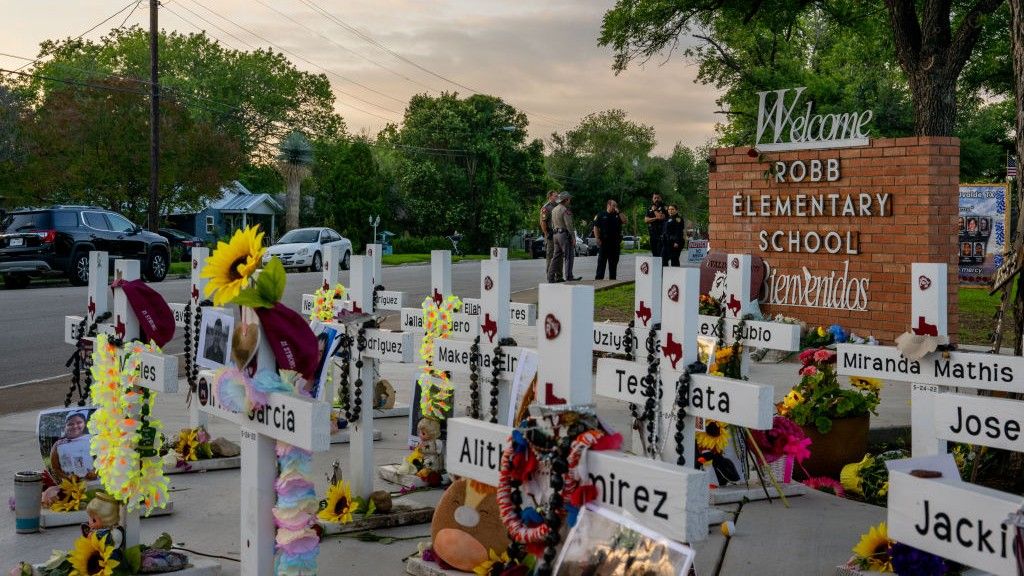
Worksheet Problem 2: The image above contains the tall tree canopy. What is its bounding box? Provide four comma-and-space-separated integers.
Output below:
383, 93, 548, 251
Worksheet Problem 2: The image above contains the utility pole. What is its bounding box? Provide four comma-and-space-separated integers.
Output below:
147, 0, 160, 231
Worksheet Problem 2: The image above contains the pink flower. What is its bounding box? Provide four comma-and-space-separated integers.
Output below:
799, 348, 816, 365
751, 416, 810, 462
785, 437, 812, 462
813, 349, 834, 363
799, 365, 818, 377
803, 476, 845, 498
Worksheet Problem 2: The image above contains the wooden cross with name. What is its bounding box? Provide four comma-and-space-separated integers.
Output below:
439, 283, 711, 550
835, 263, 1024, 575
106, 259, 182, 548
595, 268, 778, 504
197, 313, 331, 575
166, 247, 213, 430
64, 251, 112, 346
591, 256, 662, 358
399, 250, 480, 340
461, 248, 538, 327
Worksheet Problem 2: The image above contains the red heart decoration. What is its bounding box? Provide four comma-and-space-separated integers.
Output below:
918, 275, 932, 291
544, 314, 561, 340
668, 285, 679, 302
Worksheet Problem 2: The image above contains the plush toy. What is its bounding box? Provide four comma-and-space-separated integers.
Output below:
430, 479, 511, 572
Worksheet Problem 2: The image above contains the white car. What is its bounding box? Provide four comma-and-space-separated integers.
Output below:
262, 227, 352, 272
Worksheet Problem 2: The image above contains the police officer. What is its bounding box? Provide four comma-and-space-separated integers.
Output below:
661, 204, 684, 267
539, 190, 562, 282
592, 199, 626, 280
644, 192, 667, 257
548, 192, 580, 282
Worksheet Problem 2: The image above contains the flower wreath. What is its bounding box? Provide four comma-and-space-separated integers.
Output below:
417, 295, 461, 420
495, 412, 622, 565
310, 283, 347, 322
89, 334, 169, 514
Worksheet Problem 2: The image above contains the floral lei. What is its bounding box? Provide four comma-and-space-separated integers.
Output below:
89, 333, 170, 514
309, 283, 348, 322
417, 295, 461, 419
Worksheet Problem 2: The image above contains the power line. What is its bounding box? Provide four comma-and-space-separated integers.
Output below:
14, 0, 141, 72
118, 0, 145, 29
183, 0, 405, 114
162, 2, 398, 123
249, 0, 439, 94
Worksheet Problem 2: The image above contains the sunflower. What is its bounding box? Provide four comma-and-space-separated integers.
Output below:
50, 476, 88, 512
850, 376, 882, 394
779, 389, 804, 415
473, 549, 512, 576
696, 420, 731, 453
317, 480, 360, 524
175, 428, 201, 462
68, 531, 119, 576
852, 522, 894, 571
202, 226, 266, 306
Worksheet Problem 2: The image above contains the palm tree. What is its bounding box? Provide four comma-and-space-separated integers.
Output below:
277, 131, 314, 231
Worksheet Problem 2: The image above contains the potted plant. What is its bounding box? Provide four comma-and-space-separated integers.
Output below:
780, 348, 881, 478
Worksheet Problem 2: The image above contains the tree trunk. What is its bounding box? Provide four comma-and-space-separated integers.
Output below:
1009, 0, 1024, 354
286, 176, 301, 231
907, 69, 959, 136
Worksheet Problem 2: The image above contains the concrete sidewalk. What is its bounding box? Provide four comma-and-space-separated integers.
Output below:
0, 318, 906, 575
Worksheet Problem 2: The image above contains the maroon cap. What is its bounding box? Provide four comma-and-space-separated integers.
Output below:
115, 279, 176, 347
254, 302, 318, 380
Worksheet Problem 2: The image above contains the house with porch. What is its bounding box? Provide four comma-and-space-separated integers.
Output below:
167, 181, 283, 244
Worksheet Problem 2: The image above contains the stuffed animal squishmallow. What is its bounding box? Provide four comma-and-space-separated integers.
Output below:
430, 478, 511, 571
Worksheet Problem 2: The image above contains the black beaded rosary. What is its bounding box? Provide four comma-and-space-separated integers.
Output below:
671, 360, 704, 467
182, 299, 210, 405
335, 331, 356, 422
622, 319, 635, 361
64, 311, 113, 407
488, 337, 517, 424
468, 335, 481, 419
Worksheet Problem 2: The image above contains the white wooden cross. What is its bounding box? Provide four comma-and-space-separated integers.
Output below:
695, 253, 802, 374
301, 244, 344, 317
166, 247, 213, 430
324, 255, 415, 499
442, 283, 710, 547
107, 259, 181, 548
461, 248, 537, 327
594, 267, 779, 509
432, 249, 534, 424
835, 263, 1024, 575
592, 256, 661, 358
64, 251, 111, 345
197, 317, 331, 575
399, 250, 480, 340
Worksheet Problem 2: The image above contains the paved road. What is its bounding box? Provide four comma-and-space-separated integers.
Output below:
0, 254, 637, 389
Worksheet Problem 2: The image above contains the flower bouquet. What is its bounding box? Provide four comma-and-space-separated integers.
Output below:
839, 450, 907, 506
837, 522, 953, 576
749, 416, 811, 484
802, 325, 835, 349
698, 294, 722, 316
781, 349, 881, 434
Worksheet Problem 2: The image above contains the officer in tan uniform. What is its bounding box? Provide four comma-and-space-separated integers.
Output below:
548, 192, 580, 282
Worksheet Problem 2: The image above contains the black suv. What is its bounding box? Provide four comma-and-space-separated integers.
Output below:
0, 207, 171, 288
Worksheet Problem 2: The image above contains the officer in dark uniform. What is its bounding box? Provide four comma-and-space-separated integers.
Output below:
592, 199, 626, 280
661, 204, 684, 267
644, 192, 667, 257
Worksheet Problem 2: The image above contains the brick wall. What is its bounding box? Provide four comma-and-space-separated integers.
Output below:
709, 136, 959, 344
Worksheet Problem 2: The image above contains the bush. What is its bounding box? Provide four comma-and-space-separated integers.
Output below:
391, 235, 452, 254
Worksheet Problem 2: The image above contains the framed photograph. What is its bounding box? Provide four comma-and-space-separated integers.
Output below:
198, 309, 234, 369
966, 217, 979, 236
554, 504, 695, 576
974, 241, 986, 258
980, 217, 990, 233
38, 407, 98, 481
310, 321, 341, 400
958, 216, 964, 232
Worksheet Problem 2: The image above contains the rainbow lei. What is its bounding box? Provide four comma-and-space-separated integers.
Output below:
89, 334, 170, 514
310, 283, 347, 322
417, 295, 461, 419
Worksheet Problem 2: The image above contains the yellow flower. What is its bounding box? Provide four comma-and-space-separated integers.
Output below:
783, 390, 804, 411
852, 522, 894, 572
50, 476, 88, 512
817, 326, 826, 337
68, 531, 119, 576
849, 376, 882, 394
877, 481, 888, 497
473, 549, 511, 576
696, 420, 731, 453
405, 447, 424, 466
202, 226, 266, 306
840, 455, 874, 496
318, 479, 360, 524
175, 428, 201, 462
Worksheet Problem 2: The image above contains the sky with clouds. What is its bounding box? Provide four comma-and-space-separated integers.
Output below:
1, 0, 723, 155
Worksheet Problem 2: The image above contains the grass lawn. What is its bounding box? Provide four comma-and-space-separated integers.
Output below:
169, 261, 190, 276
595, 281, 1014, 346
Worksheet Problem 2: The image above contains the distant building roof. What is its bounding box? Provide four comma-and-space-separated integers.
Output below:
172, 181, 283, 215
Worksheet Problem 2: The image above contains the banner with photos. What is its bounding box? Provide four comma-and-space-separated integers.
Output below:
958, 183, 1010, 285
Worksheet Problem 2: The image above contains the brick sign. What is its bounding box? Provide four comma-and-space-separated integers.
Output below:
709, 133, 959, 343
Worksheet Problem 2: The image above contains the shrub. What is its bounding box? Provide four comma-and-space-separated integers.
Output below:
391, 235, 452, 254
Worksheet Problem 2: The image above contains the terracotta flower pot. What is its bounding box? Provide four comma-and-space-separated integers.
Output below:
797, 414, 870, 479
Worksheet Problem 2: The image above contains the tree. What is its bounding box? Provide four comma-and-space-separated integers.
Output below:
667, 144, 710, 229
311, 137, 388, 248
387, 93, 547, 251
277, 132, 313, 231
599, 1, 1004, 137
546, 109, 667, 227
